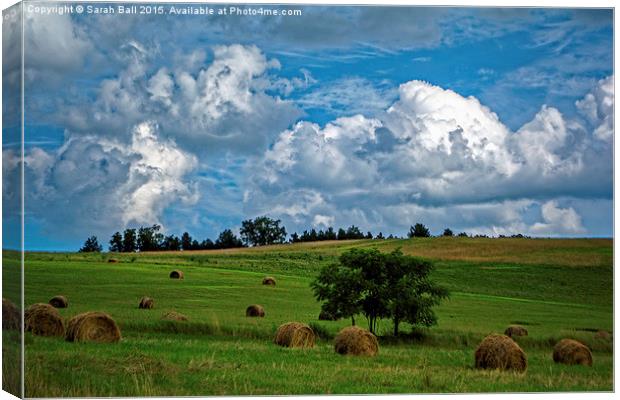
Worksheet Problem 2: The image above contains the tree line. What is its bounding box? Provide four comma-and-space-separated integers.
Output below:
78, 217, 529, 252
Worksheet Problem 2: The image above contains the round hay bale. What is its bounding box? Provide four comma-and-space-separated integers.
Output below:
595, 330, 611, 340
334, 326, 378, 356
49, 295, 68, 309
107, 258, 119, 263
169, 270, 184, 279
2, 298, 20, 330
65, 312, 121, 343
274, 322, 316, 348
553, 339, 592, 366
161, 311, 188, 321
262, 277, 277, 286
474, 334, 527, 372
25, 303, 65, 337
245, 304, 265, 317
504, 325, 528, 338
318, 310, 338, 321
138, 297, 154, 309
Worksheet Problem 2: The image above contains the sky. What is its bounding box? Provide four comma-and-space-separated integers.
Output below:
1, 3, 614, 251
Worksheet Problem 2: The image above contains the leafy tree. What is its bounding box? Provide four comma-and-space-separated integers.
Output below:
201, 238, 215, 250
109, 232, 123, 252
240, 216, 287, 247
337, 228, 347, 240
79, 236, 102, 252
457, 232, 468, 237
376, 232, 385, 240
137, 224, 163, 251
122, 229, 137, 252
442, 228, 454, 237
365, 231, 373, 239
311, 248, 448, 335
325, 227, 337, 240
161, 235, 181, 251
290, 232, 300, 243
346, 225, 364, 239
215, 229, 244, 249
181, 232, 193, 251
408, 223, 431, 238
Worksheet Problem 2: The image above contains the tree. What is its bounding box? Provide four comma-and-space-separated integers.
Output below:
201, 238, 215, 250
79, 236, 102, 252
122, 229, 137, 252
215, 229, 244, 249
311, 248, 448, 335
365, 231, 373, 239
457, 232, 468, 237
376, 232, 385, 240
290, 232, 300, 243
137, 224, 163, 252
161, 235, 181, 251
346, 225, 364, 239
240, 216, 287, 247
408, 223, 431, 238
442, 228, 454, 237
181, 232, 193, 251
337, 228, 347, 240
109, 232, 123, 252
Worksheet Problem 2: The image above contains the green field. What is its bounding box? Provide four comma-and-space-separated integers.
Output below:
4, 237, 614, 396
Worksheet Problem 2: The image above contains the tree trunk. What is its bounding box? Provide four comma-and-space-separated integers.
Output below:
351, 316, 355, 326
393, 319, 400, 337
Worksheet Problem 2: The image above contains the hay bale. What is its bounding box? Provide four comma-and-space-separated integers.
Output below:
107, 258, 119, 263
504, 325, 528, 338
318, 310, 338, 321
49, 295, 68, 308
161, 311, 188, 321
262, 276, 276, 286
65, 312, 121, 343
474, 334, 527, 372
25, 303, 65, 337
246, 304, 265, 317
169, 270, 184, 279
138, 297, 154, 309
334, 326, 378, 356
274, 322, 316, 348
553, 339, 592, 366
2, 298, 20, 330
595, 330, 611, 340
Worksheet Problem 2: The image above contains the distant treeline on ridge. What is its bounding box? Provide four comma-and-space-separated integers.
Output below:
78, 216, 529, 252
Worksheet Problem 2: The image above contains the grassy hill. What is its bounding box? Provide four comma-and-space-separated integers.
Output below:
3, 237, 613, 395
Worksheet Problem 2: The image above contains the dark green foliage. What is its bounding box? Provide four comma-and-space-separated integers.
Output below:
442, 228, 454, 237
215, 229, 244, 249
137, 225, 164, 251
109, 232, 123, 252
240, 216, 287, 247
79, 236, 102, 252
122, 229, 137, 252
161, 235, 181, 251
408, 223, 431, 238
457, 232, 468, 237
311, 248, 448, 335
181, 232, 193, 251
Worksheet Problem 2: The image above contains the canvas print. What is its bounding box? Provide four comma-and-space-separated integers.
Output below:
1, 1, 614, 397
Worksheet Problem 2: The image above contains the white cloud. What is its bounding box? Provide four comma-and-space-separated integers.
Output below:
245, 77, 612, 236
12, 122, 198, 236
530, 201, 586, 236
64, 44, 304, 154
576, 75, 614, 142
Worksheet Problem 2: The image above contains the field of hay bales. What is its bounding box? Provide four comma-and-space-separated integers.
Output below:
3, 237, 613, 396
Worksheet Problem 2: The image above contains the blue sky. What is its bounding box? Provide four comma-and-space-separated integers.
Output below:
2, 4, 613, 250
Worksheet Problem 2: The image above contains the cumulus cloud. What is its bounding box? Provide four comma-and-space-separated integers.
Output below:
11, 122, 198, 237
245, 77, 613, 236
576, 75, 614, 142
64, 44, 304, 154
530, 201, 586, 236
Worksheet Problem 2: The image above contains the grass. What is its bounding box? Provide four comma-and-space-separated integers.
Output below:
2, 237, 613, 396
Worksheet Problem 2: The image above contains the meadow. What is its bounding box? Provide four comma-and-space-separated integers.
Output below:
3, 237, 614, 396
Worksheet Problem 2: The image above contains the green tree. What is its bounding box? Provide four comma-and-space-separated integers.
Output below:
408, 223, 431, 238
79, 236, 102, 252
109, 232, 123, 252
137, 224, 163, 251
181, 232, 193, 251
442, 228, 454, 237
161, 235, 181, 251
240, 216, 287, 247
122, 229, 137, 252
311, 248, 448, 335
215, 229, 243, 249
